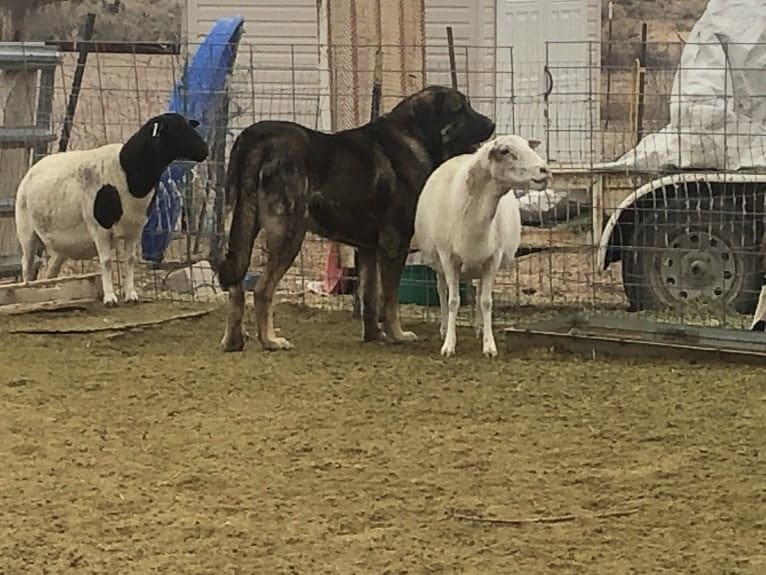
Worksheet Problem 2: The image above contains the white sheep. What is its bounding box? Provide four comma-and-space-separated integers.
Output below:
751, 284, 766, 331
413, 134, 551, 357
15, 113, 208, 306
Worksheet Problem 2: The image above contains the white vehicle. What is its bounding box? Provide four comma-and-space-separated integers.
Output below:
595, 0, 766, 314
596, 171, 766, 313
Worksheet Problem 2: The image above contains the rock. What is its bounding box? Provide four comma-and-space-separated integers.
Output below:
517, 188, 591, 226
163, 260, 222, 298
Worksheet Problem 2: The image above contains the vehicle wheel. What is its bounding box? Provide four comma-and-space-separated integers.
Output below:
621, 194, 763, 315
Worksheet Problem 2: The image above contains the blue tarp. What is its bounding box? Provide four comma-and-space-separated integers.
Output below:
141, 15, 245, 263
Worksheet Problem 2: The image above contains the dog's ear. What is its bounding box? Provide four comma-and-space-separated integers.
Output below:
528, 139, 541, 150
443, 90, 464, 113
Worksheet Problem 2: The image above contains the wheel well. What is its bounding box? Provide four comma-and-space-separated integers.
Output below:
604, 179, 766, 268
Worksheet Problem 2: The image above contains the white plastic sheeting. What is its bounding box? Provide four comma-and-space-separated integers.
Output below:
602, 0, 766, 171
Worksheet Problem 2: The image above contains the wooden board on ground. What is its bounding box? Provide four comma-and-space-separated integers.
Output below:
521, 227, 588, 249
504, 314, 766, 366
0, 273, 102, 307
0, 298, 94, 316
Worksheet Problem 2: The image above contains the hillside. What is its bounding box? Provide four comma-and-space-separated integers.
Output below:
23, 0, 708, 44
25, 0, 183, 42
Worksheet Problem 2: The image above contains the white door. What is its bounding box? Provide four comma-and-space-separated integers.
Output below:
496, 0, 599, 165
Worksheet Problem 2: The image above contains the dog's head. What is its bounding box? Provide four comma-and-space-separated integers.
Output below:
477, 135, 551, 195
389, 85, 495, 163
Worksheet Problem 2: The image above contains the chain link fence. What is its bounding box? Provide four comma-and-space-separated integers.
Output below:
1, 38, 764, 330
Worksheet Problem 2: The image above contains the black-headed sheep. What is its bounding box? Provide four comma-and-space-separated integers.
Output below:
15, 113, 208, 306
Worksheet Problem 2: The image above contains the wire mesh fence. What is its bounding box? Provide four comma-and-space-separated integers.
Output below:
1, 38, 765, 330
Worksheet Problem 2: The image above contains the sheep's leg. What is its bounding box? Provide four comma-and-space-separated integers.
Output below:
438, 256, 461, 357
751, 279, 766, 330
479, 259, 501, 358
20, 247, 36, 284
17, 222, 42, 284
92, 230, 118, 307
44, 252, 66, 280
436, 271, 449, 338
121, 236, 140, 303
473, 279, 483, 338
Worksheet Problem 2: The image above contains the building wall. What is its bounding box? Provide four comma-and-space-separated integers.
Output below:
187, 0, 322, 129
184, 0, 601, 163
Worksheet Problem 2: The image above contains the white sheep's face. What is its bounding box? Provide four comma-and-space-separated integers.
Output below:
481, 134, 551, 193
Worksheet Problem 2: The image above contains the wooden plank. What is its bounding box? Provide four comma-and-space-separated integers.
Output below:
521, 227, 586, 249
504, 314, 766, 366
10, 309, 212, 335
504, 327, 766, 366
46, 41, 181, 56
569, 315, 766, 351
0, 298, 93, 316
0, 273, 102, 307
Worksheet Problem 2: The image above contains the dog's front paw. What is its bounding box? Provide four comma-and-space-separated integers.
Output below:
362, 325, 386, 342
395, 330, 418, 343
261, 336, 293, 351
221, 331, 245, 352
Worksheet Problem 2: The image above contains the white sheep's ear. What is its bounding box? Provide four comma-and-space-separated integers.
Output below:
152, 122, 160, 138
490, 143, 515, 160
528, 139, 541, 150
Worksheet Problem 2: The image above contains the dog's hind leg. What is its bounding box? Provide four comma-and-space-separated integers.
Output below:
253, 160, 309, 351
378, 244, 417, 343
254, 214, 306, 351
221, 282, 248, 352
357, 247, 385, 342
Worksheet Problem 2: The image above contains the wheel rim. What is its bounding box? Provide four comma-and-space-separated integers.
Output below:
657, 230, 739, 303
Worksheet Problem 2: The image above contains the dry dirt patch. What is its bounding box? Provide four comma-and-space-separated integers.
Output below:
1, 302, 764, 574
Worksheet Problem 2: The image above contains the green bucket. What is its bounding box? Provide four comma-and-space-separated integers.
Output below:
398, 264, 474, 307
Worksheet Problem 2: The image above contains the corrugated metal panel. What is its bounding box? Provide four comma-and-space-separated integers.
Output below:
184, 0, 600, 163
424, 1, 484, 94
195, 2, 317, 45
423, 0, 499, 120
187, 0, 322, 128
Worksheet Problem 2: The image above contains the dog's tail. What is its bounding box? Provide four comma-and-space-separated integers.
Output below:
216, 130, 265, 289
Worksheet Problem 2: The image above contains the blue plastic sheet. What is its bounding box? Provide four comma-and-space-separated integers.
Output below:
141, 15, 245, 263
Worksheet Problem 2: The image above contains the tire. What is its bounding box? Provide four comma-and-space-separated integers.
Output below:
621, 193, 763, 315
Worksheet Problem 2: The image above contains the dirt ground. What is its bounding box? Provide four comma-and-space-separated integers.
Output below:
1, 301, 765, 574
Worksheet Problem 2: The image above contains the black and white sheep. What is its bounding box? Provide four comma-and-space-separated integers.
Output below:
413, 134, 551, 357
15, 113, 209, 306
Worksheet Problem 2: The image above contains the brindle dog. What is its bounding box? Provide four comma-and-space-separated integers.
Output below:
216, 85, 495, 352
